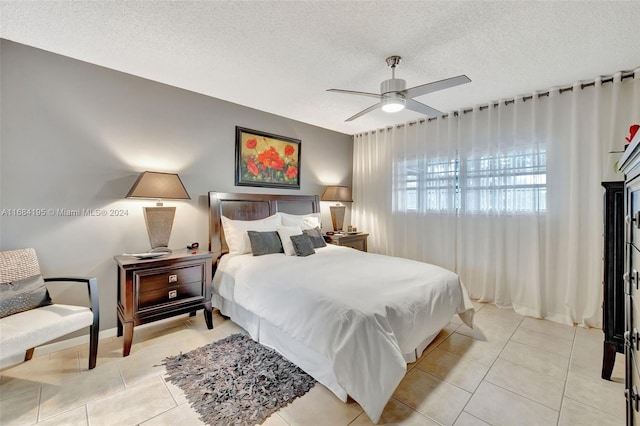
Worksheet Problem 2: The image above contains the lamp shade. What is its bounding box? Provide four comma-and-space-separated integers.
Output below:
126, 171, 190, 200
321, 186, 352, 202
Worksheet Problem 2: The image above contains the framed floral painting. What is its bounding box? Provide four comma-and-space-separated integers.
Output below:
235, 127, 301, 189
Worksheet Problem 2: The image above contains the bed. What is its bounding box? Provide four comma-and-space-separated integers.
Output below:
206, 192, 474, 423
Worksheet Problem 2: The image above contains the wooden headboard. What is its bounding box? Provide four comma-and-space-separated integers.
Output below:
208, 192, 320, 255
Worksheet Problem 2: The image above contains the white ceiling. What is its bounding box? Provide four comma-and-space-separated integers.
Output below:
1, 1, 639, 135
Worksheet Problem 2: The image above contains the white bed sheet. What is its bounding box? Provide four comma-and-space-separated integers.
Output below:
212, 244, 474, 423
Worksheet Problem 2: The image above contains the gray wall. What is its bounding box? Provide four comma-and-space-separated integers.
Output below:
0, 40, 353, 331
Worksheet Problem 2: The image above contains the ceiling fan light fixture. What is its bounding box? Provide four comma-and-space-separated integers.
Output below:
381, 95, 405, 113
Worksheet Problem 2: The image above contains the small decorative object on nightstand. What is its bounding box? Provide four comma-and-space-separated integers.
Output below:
325, 232, 368, 252
114, 249, 213, 356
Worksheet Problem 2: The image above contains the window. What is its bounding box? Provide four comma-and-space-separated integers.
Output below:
401, 158, 458, 212
398, 148, 546, 213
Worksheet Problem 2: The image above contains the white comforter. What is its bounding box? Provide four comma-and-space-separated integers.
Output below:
213, 244, 474, 423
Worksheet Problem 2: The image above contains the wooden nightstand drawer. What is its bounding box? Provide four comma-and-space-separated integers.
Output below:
325, 233, 369, 252
115, 249, 214, 357
135, 265, 203, 293
137, 281, 204, 311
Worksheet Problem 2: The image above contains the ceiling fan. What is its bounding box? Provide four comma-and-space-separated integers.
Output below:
327, 55, 471, 122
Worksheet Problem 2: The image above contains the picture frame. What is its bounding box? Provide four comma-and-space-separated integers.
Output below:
235, 126, 301, 189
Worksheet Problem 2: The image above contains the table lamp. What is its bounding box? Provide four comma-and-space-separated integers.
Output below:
321, 185, 352, 232
126, 171, 190, 253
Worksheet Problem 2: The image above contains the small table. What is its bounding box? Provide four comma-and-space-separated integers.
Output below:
114, 249, 213, 356
325, 233, 369, 252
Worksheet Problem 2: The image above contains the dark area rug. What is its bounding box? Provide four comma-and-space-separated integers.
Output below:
163, 333, 316, 426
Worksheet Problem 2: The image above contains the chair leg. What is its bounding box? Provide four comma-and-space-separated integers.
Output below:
88, 325, 99, 370
24, 348, 35, 361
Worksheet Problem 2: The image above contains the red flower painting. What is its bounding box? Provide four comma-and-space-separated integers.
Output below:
237, 128, 300, 188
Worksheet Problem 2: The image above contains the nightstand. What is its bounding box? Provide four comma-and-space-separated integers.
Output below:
114, 249, 213, 356
325, 233, 369, 252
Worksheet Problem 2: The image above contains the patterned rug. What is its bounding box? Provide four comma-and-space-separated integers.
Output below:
163, 333, 316, 425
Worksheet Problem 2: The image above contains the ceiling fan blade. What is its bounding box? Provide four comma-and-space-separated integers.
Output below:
405, 98, 443, 117
402, 75, 471, 99
345, 103, 381, 122
327, 89, 382, 99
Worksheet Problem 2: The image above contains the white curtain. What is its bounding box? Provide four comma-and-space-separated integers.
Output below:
352, 69, 640, 327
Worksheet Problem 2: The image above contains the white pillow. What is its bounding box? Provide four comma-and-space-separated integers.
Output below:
280, 212, 321, 230
221, 214, 282, 255
276, 225, 303, 256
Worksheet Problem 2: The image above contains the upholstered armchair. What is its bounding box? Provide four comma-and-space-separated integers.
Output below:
0, 248, 99, 369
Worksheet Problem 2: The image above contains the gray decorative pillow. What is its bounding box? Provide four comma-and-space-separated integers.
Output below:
0, 274, 52, 318
303, 227, 327, 248
247, 231, 284, 256
290, 234, 316, 257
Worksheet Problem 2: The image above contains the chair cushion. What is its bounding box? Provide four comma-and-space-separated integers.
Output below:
0, 304, 93, 360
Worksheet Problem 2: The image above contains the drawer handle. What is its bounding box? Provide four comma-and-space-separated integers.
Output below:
168, 274, 178, 283
625, 329, 640, 351
627, 213, 640, 228
624, 270, 639, 293
626, 386, 640, 412
168, 290, 177, 299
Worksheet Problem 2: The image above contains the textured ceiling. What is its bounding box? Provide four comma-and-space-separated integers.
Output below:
1, 1, 639, 135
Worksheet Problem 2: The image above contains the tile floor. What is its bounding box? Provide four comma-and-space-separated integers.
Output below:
0, 301, 626, 425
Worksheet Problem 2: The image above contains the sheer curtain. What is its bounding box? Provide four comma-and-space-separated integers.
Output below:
352, 69, 640, 326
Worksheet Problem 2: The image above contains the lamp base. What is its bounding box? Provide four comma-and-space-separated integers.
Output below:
150, 246, 172, 254
143, 206, 175, 251
329, 205, 346, 232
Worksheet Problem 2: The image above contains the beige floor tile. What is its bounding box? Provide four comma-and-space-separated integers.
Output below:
416, 348, 489, 392
485, 358, 564, 410
393, 368, 471, 426
36, 405, 88, 426
437, 332, 504, 367
473, 304, 524, 323
1, 353, 80, 386
564, 371, 625, 420
116, 341, 178, 387
140, 402, 205, 425
465, 381, 558, 426
87, 376, 176, 425
574, 325, 605, 345
76, 335, 140, 368
350, 397, 439, 425
558, 396, 622, 426
499, 340, 569, 380
470, 300, 487, 311
260, 412, 290, 426
0, 386, 39, 425
407, 324, 459, 371
38, 362, 124, 421
277, 384, 362, 426
454, 411, 490, 426
511, 326, 573, 358
455, 318, 519, 345
518, 316, 576, 340
163, 376, 188, 405
0, 374, 42, 401
133, 315, 188, 346
570, 343, 625, 382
